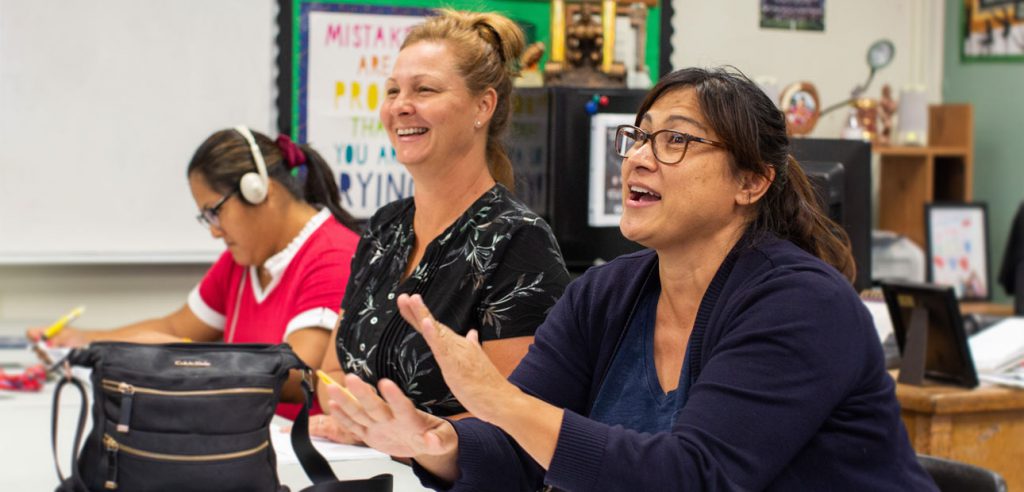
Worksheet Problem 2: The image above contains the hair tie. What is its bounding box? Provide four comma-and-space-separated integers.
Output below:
478, 23, 505, 65
275, 134, 307, 169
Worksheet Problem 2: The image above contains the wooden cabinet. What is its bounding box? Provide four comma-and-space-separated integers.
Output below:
877, 104, 974, 248
896, 380, 1024, 490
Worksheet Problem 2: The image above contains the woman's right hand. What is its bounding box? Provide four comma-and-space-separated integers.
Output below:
327, 374, 458, 459
25, 326, 90, 348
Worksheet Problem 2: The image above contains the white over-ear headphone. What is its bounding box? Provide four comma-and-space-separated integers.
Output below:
234, 125, 269, 204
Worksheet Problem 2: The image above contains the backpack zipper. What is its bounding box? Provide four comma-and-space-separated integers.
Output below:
102, 433, 269, 489
101, 379, 273, 433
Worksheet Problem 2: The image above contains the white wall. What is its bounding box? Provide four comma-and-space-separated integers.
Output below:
670, 0, 945, 138
0, 264, 208, 336
0, 0, 277, 334
0, 0, 277, 262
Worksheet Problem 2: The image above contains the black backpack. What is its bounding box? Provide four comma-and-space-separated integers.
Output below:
51, 342, 391, 492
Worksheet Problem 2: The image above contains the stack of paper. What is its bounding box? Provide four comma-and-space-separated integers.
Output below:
968, 317, 1024, 373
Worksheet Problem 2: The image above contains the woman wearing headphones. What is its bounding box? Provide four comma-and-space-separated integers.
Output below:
28, 126, 361, 418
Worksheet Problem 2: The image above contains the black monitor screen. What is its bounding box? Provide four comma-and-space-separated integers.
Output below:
790, 139, 872, 291
801, 160, 845, 226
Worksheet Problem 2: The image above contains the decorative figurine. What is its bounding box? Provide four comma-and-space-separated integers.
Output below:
544, 0, 627, 88
515, 42, 547, 88
877, 84, 898, 145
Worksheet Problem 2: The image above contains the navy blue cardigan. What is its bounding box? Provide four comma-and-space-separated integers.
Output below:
417, 234, 936, 491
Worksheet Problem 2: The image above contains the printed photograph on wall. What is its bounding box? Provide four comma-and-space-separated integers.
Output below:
926, 203, 991, 300
962, 0, 1024, 60
760, 0, 825, 32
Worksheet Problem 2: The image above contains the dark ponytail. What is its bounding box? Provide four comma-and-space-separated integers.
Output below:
754, 155, 855, 281
294, 142, 360, 232
187, 128, 359, 233
635, 67, 855, 283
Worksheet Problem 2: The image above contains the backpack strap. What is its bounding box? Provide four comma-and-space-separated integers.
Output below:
51, 366, 88, 486
290, 370, 339, 483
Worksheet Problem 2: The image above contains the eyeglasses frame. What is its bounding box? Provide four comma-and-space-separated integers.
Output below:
614, 124, 725, 165
195, 189, 238, 229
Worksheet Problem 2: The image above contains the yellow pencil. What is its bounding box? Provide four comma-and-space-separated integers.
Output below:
43, 305, 85, 340
315, 369, 358, 403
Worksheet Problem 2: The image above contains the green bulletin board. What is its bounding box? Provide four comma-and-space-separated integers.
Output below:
275, 0, 661, 218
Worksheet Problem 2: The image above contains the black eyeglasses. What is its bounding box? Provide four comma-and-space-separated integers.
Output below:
195, 190, 237, 229
614, 124, 725, 165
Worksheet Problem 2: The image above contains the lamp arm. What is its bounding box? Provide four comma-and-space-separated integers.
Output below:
819, 68, 877, 117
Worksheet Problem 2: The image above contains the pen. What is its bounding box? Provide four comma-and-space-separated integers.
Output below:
42, 305, 86, 341
315, 369, 358, 403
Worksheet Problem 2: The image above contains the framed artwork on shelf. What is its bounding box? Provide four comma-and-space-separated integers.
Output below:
925, 202, 990, 300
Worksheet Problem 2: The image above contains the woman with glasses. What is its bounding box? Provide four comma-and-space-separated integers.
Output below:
311, 9, 570, 443
319, 67, 937, 490
29, 127, 360, 418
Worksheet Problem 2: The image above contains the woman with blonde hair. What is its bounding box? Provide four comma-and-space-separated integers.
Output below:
311, 9, 569, 441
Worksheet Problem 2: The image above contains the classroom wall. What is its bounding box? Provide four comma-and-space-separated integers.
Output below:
0, 264, 207, 336
0, 1, 954, 332
943, 0, 1024, 303
670, 0, 944, 139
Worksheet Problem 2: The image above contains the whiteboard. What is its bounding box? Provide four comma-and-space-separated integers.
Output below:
0, 0, 277, 263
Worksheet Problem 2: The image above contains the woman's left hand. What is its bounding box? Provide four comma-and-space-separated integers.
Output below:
396, 293, 518, 422
299, 414, 363, 444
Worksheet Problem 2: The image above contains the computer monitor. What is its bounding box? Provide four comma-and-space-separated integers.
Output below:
790, 139, 872, 292
801, 160, 845, 226
509, 87, 648, 273
880, 280, 979, 388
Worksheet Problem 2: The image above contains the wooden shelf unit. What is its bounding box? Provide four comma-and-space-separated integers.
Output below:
876, 104, 974, 248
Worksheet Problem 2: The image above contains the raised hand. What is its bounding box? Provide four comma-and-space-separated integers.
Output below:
395, 293, 518, 423
326, 374, 457, 459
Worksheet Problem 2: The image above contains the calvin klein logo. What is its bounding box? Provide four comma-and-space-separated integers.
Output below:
174, 359, 211, 367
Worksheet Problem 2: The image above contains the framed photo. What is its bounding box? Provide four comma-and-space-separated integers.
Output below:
880, 280, 979, 388
759, 0, 826, 32
588, 113, 635, 227
925, 202, 990, 300
779, 82, 820, 136
961, 0, 1024, 61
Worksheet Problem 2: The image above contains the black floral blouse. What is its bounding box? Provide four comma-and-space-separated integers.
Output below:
337, 184, 570, 416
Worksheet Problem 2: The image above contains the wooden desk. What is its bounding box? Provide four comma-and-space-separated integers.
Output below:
960, 301, 1014, 317
896, 380, 1024, 490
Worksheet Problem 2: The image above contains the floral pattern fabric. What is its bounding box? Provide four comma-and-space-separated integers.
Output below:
337, 184, 570, 416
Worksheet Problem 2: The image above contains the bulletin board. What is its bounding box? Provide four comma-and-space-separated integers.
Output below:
277, 0, 663, 219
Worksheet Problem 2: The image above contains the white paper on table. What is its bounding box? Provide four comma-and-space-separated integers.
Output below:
271, 423, 388, 465
862, 300, 893, 344
968, 317, 1024, 373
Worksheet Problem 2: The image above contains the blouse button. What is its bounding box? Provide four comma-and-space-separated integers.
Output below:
387, 292, 395, 300
370, 316, 378, 325
359, 343, 366, 351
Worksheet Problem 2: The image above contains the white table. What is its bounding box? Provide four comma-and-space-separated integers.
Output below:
0, 347, 428, 491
